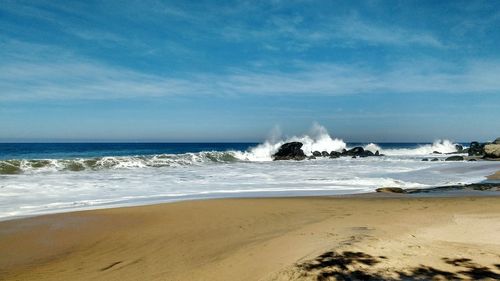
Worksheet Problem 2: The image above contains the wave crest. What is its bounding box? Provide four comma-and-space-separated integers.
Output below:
0, 151, 241, 175
0, 123, 464, 175
234, 124, 347, 161
378, 140, 460, 156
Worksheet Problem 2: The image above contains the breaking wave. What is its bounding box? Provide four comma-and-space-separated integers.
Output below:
233, 124, 461, 160
0, 152, 241, 175
0, 124, 463, 175
235, 123, 347, 161
368, 140, 461, 156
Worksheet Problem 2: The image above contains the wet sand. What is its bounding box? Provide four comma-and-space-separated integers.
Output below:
487, 170, 500, 180
1, 195, 500, 280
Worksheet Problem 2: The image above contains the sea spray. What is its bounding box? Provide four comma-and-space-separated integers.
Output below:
0, 124, 464, 175
235, 124, 347, 161
377, 140, 461, 156
1, 133, 497, 219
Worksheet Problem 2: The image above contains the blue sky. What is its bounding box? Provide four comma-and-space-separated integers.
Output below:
1, 0, 499, 142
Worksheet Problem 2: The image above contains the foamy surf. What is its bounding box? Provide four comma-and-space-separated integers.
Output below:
0, 124, 497, 220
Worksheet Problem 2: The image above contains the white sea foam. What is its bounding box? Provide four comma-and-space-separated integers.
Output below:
378, 139, 460, 156
235, 124, 346, 161
0, 124, 496, 220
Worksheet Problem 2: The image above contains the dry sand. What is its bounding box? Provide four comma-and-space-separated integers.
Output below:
1, 196, 500, 281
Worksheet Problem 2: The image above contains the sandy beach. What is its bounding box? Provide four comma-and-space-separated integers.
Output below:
2, 0, 500, 279
1, 195, 499, 281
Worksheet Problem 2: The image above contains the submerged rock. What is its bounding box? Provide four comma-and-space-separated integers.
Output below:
376, 187, 405, 193
407, 183, 500, 193
445, 156, 464, 161
273, 142, 306, 161
431, 158, 439, 161
422, 158, 429, 161
433, 151, 442, 154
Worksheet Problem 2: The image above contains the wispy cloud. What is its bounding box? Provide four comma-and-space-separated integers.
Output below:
216, 12, 448, 52
0, 1, 497, 101
333, 15, 447, 48
0, 61, 208, 100
0, 0, 449, 56
1, 52, 500, 101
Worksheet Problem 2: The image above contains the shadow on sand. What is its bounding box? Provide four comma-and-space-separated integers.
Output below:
297, 251, 500, 280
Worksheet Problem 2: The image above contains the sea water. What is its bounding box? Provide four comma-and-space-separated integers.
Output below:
1, 126, 498, 220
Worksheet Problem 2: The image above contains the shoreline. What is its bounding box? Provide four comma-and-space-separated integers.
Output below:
2, 183, 499, 224
1, 193, 500, 280
487, 170, 500, 180
2, 169, 499, 223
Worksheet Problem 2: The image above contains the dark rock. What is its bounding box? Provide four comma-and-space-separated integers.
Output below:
462, 148, 469, 154
321, 151, 329, 157
344, 147, 364, 156
468, 141, 486, 156
422, 158, 429, 161
312, 151, 321, 157
352, 156, 357, 159
330, 151, 341, 157
360, 150, 374, 157
308, 156, 316, 160
273, 142, 306, 161
431, 158, 439, 161
376, 187, 405, 193
375, 150, 380, 156
455, 144, 464, 153
445, 156, 464, 161
406, 183, 500, 194
494, 137, 500, 145
468, 159, 477, 161
433, 151, 442, 154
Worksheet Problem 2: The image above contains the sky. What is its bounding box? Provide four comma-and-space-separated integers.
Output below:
0, 0, 499, 142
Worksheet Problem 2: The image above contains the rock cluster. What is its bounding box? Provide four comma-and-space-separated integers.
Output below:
467, 138, 500, 159
468, 141, 486, 156
273, 138, 500, 161
273, 142, 382, 161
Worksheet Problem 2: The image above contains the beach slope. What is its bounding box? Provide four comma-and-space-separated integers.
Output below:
1, 196, 500, 280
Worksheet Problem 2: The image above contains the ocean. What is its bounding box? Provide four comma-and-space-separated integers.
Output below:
1, 129, 499, 220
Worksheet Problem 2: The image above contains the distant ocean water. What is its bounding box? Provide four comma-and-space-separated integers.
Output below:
0, 142, 460, 160
1, 128, 499, 220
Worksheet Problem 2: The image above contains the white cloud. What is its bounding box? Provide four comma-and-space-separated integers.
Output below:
1, 54, 500, 101
334, 16, 447, 48
0, 63, 206, 100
